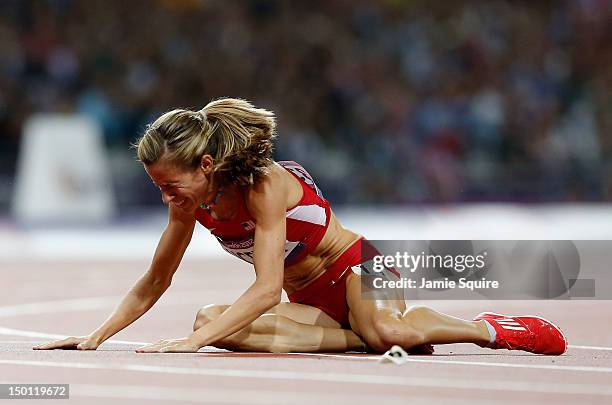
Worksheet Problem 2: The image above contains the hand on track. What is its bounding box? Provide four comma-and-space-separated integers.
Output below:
136, 337, 201, 353
33, 336, 99, 351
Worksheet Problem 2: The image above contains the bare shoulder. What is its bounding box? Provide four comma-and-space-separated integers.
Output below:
244, 163, 289, 219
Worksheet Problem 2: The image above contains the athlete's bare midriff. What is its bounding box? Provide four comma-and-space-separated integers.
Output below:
282, 210, 360, 294
275, 164, 361, 294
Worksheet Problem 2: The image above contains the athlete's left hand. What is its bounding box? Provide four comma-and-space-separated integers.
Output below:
136, 337, 201, 353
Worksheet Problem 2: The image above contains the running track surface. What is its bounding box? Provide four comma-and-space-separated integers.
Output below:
1, 257, 611, 405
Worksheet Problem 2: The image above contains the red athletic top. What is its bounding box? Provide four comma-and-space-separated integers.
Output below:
195, 161, 331, 267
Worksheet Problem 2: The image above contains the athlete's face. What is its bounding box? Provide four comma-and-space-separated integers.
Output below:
144, 156, 214, 213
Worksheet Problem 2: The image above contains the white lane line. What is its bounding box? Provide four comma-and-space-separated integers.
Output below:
0, 327, 148, 346
0, 327, 381, 359
0, 327, 379, 359
0, 291, 215, 318
0, 296, 121, 318
0, 380, 281, 405
569, 345, 612, 351
4, 326, 612, 359
0, 359, 425, 385
401, 357, 612, 373
3, 296, 612, 355
69, 383, 408, 404
0, 381, 450, 404
1, 360, 612, 395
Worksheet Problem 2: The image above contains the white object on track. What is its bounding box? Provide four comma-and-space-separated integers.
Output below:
379, 345, 409, 365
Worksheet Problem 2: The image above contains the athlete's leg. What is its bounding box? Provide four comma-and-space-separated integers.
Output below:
345, 274, 490, 352
193, 302, 365, 353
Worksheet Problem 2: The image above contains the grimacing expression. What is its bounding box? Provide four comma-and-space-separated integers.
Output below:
144, 160, 210, 213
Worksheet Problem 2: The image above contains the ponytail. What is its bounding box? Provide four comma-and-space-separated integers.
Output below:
135, 98, 276, 185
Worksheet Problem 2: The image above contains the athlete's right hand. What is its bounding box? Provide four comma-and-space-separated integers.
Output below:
33, 336, 100, 351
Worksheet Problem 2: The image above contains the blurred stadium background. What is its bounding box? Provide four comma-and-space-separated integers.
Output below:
2, 4, 611, 403
0, 0, 611, 258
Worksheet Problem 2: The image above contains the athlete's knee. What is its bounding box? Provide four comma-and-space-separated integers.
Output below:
253, 313, 294, 336
193, 304, 227, 331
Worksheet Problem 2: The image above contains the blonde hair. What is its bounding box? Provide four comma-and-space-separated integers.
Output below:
135, 98, 276, 185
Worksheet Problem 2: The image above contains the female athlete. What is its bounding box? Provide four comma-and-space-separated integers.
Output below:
34, 98, 567, 355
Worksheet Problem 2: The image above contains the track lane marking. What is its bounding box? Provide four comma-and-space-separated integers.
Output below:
0, 296, 119, 317
0, 327, 379, 359
0, 381, 408, 404
0, 291, 223, 318
1, 360, 612, 395
569, 344, 612, 351
2, 297, 612, 357
3, 326, 612, 356
0, 327, 148, 346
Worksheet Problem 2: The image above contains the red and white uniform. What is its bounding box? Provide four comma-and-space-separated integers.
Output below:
195, 161, 330, 268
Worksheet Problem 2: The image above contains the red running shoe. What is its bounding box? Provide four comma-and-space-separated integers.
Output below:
474, 312, 567, 355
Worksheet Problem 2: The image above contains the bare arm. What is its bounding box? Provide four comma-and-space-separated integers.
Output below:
188, 174, 286, 347
34, 205, 195, 350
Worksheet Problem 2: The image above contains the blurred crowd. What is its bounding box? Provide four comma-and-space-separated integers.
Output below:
0, 0, 611, 208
